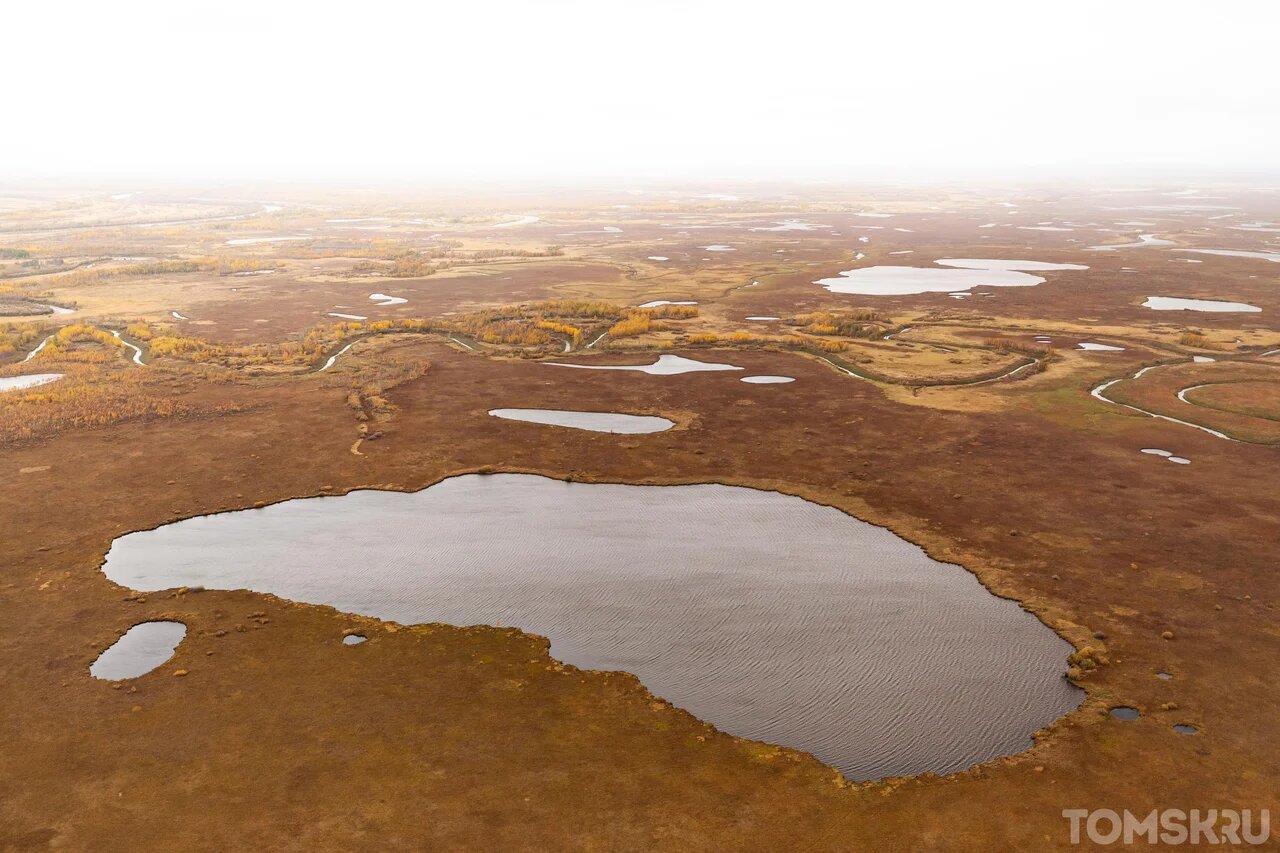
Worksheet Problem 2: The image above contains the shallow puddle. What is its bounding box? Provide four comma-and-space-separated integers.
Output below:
749, 220, 821, 232
815, 258, 1086, 296
90, 621, 187, 680
936, 259, 1088, 272
740, 375, 795, 384
1142, 296, 1260, 313
488, 409, 674, 433
1181, 249, 1280, 263
548, 354, 740, 376
101, 474, 1082, 780
1088, 234, 1174, 250
1172, 724, 1198, 734
1110, 706, 1141, 720
0, 373, 63, 392
342, 634, 368, 646
224, 236, 311, 246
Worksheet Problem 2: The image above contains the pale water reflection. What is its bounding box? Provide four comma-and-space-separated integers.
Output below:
100, 474, 1083, 780
90, 621, 187, 680
488, 409, 674, 433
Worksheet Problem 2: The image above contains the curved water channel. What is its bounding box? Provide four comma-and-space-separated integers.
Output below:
100, 474, 1082, 780
108, 330, 146, 365
1090, 363, 1236, 441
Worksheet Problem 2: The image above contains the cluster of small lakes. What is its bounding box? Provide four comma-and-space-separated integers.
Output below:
17, 222, 1266, 787
82, 334, 1225, 779
812, 255, 1265, 311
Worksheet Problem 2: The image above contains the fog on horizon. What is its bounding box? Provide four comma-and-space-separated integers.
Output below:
4, 0, 1278, 183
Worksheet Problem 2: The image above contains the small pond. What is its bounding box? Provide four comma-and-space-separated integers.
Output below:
0, 373, 63, 392
488, 409, 674, 433
1142, 296, 1260, 313
90, 621, 187, 680
815, 258, 1086, 297
548, 354, 740, 376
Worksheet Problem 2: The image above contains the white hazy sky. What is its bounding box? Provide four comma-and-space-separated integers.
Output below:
3, 1, 1278, 181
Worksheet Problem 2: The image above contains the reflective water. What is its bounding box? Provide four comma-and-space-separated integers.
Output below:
815, 259, 1086, 296
488, 409, 674, 433
100, 474, 1082, 780
0, 373, 63, 392
1142, 296, 1261, 313
89, 621, 187, 680
1088, 234, 1174, 250
1181, 249, 1280, 263
547, 354, 740, 375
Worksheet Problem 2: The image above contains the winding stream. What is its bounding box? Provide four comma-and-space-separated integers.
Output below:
109, 330, 146, 365
1090, 364, 1235, 441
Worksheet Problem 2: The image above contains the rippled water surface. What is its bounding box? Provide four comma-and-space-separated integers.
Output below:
100, 474, 1081, 780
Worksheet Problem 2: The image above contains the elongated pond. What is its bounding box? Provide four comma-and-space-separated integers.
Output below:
488, 409, 674, 433
90, 621, 187, 680
100, 474, 1081, 780
815, 258, 1087, 296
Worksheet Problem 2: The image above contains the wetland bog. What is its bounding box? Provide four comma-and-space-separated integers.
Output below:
3, 181, 1278, 851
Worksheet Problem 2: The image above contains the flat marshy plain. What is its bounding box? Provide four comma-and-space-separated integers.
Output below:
1, 184, 1278, 850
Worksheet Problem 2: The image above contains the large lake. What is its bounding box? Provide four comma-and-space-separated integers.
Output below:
100, 474, 1081, 780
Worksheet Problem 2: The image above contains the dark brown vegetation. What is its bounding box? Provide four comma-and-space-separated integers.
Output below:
1, 341, 1276, 851
1, 186, 1278, 850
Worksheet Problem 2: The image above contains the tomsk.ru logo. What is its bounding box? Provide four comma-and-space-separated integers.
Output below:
1063, 809, 1271, 845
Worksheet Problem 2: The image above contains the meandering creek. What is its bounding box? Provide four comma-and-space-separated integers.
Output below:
100, 474, 1082, 780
